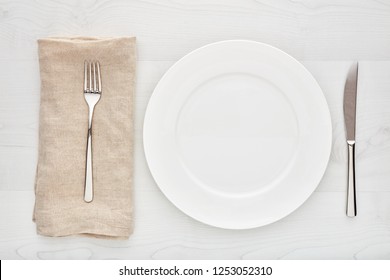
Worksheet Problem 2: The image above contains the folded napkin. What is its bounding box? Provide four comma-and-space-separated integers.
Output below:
34, 37, 136, 239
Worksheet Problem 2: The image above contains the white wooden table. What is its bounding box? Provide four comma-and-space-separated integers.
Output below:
1, 0, 390, 260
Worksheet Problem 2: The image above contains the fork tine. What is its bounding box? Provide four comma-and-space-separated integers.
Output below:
88, 61, 92, 93
96, 61, 101, 93
84, 60, 88, 93
93, 61, 97, 93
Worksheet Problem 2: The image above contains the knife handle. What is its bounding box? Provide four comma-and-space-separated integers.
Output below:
346, 140, 357, 217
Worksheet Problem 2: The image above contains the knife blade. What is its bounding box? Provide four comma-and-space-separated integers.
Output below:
343, 62, 358, 217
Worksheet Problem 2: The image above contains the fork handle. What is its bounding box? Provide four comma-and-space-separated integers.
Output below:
346, 140, 357, 217
84, 128, 93, 202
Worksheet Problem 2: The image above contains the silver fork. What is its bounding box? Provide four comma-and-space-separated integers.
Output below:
83, 60, 102, 202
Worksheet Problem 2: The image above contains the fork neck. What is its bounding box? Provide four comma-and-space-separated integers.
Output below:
87, 105, 96, 129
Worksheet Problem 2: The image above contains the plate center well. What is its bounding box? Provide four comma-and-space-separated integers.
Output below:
176, 73, 299, 195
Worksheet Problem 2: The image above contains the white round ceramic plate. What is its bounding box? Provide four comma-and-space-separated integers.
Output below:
144, 40, 332, 229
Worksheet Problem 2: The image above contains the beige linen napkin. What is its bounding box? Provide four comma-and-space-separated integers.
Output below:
34, 37, 136, 238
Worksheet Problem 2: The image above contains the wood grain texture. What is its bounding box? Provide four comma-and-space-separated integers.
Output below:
1, 0, 390, 61
1, 191, 390, 259
1, 0, 390, 259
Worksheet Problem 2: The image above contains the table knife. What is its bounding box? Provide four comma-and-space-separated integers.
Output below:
343, 62, 358, 217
